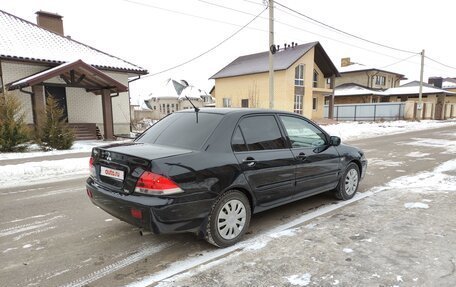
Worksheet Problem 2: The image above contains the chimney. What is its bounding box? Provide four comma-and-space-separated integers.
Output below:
341, 57, 352, 67
36, 11, 64, 35
428, 77, 443, 88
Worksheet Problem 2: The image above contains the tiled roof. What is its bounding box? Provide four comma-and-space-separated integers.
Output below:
211, 41, 339, 79
0, 9, 147, 74
339, 63, 404, 78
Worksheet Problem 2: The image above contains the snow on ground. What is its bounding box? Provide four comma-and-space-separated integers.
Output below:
406, 151, 431, 158
403, 138, 456, 154
378, 158, 456, 193
0, 157, 89, 188
404, 202, 429, 209
284, 274, 312, 286
322, 120, 456, 141
0, 140, 131, 161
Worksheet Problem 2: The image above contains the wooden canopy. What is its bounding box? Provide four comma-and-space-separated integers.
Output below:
8, 59, 128, 95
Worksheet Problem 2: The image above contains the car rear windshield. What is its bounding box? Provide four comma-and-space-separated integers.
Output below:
135, 112, 223, 150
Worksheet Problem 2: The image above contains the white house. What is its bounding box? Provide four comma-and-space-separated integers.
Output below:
143, 79, 215, 120
0, 10, 148, 139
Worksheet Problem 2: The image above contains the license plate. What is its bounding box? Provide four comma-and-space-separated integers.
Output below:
100, 166, 124, 181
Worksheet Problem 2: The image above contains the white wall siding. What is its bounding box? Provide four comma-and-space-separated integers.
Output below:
1, 61, 48, 124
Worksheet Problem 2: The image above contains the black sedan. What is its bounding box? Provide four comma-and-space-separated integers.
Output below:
86, 108, 367, 247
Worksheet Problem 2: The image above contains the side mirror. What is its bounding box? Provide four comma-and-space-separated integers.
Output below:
329, 136, 341, 146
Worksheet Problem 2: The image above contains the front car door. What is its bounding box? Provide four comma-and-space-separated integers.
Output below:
232, 114, 295, 208
278, 115, 341, 198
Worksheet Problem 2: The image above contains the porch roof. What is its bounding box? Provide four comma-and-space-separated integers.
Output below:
8, 59, 128, 95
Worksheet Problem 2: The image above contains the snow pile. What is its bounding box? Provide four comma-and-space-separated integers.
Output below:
284, 274, 312, 286
0, 157, 89, 188
380, 159, 456, 193
404, 202, 429, 209
321, 120, 456, 141
0, 140, 128, 161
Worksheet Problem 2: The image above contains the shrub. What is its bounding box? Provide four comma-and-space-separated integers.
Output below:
0, 93, 30, 152
36, 95, 74, 150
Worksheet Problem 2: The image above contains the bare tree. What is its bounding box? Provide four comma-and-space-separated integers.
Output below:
248, 81, 259, 108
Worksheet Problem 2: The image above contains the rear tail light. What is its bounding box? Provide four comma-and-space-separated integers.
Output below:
134, 171, 183, 195
89, 156, 96, 177
86, 189, 93, 198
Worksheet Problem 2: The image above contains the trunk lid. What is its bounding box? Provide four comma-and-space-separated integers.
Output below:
92, 142, 192, 194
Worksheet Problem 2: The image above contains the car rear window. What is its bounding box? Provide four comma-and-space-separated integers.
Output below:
135, 112, 223, 150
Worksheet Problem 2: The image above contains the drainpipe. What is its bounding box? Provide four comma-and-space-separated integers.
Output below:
0, 60, 5, 95
127, 75, 141, 133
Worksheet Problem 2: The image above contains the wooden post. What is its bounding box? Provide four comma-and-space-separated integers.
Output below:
101, 89, 114, 140
31, 85, 46, 128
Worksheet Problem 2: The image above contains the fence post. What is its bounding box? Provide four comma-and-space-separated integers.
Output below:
354, 105, 357, 121
373, 104, 377, 121
398, 103, 402, 120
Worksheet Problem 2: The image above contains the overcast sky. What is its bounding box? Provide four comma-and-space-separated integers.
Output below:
3, 0, 456, 102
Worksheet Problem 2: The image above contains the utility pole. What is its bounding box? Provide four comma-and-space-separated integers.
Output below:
268, 0, 274, 109
417, 49, 425, 120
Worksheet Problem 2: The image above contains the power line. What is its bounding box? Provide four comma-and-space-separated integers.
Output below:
425, 56, 456, 71
199, 0, 420, 65
274, 1, 419, 55
140, 7, 267, 78
380, 54, 418, 69
121, 0, 267, 32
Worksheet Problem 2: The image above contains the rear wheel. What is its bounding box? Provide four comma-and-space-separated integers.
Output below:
334, 163, 360, 200
205, 190, 251, 248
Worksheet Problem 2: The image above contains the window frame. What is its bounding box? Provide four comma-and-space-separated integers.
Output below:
293, 94, 303, 114
312, 97, 318, 111
375, 75, 386, 85
313, 69, 319, 88
231, 114, 288, 153
294, 64, 305, 86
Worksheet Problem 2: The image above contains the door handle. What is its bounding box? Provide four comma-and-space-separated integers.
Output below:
242, 157, 256, 167
297, 152, 307, 161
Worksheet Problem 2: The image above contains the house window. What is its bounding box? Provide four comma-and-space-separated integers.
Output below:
293, 94, 303, 114
241, 99, 249, 108
153, 105, 156, 110
375, 75, 386, 86
223, 98, 232, 107
326, 78, 331, 85
312, 97, 317, 111
294, 64, 304, 86
313, 70, 319, 88
166, 104, 170, 114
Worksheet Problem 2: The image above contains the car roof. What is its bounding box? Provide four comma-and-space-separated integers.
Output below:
176, 108, 296, 116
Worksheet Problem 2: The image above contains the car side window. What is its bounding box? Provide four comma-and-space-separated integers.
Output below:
280, 116, 327, 148
238, 115, 286, 151
232, 126, 248, 152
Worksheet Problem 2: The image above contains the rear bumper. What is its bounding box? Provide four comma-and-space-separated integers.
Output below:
86, 178, 214, 234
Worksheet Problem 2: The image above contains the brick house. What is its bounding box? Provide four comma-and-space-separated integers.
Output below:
0, 10, 147, 139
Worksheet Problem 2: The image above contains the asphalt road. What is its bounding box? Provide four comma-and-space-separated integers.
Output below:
0, 125, 454, 287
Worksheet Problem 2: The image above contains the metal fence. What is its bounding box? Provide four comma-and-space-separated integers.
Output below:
324, 102, 406, 121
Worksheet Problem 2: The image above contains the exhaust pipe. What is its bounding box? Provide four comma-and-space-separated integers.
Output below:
139, 229, 152, 236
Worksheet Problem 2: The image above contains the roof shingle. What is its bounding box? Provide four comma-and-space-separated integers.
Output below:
0, 9, 147, 74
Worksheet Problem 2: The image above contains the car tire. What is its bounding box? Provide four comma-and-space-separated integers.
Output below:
205, 190, 251, 248
334, 163, 360, 200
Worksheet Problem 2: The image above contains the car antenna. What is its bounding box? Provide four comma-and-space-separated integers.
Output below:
184, 95, 200, 123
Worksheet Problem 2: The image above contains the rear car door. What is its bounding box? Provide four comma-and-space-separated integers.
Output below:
232, 115, 295, 207
278, 115, 341, 198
